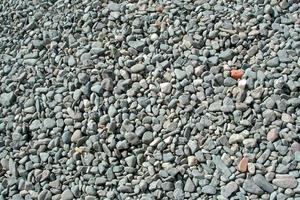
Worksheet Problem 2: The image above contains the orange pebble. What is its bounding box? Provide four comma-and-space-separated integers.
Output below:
230, 69, 244, 80
238, 157, 248, 172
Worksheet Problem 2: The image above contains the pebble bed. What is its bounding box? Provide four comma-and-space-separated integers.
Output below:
0, 0, 300, 200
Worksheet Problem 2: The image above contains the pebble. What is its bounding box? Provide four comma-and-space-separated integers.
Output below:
202, 185, 217, 195
272, 175, 298, 189
221, 181, 238, 198
267, 129, 279, 142
266, 57, 279, 67
231, 70, 244, 80
243, 179, 264, 195
131, 64, 145, 73
253, 174, 274, 193
219, 49, 234, 60
212, 155, 232, 179
187, 156, 197, 166
43, 118, 56, 129
160, 82, 172, 94
174, 69, 186, 80
0, 92, 16, 107
184, 178, 196, 192
238, 157, 248, 172
229, 134, 244, 144
61, 189, 74, 200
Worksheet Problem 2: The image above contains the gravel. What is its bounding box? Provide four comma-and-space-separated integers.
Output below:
0, 0, 299, 199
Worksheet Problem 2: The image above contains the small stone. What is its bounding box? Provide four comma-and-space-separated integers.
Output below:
131, 63, 145, 73
174, 69, 186, 80
257, 149, 271, 164
43, 118, 56, 129
29, 120, 41, 131
208, 101, 222, 112
229, 134, 244, 144
24, 58, 37, 65
238, 157, 248, 172
267, 129, 279, 142
247, 45, 258, 57
243, 179, 264, 195
221, 97, 235, 112
220, 49, 234, 60
221, 181, 238, 198
101, 78, 113, 91
202, 185, 216, 195
243, 138, 257, 148
224, 77, 237, 86
95, 177, 107, 185
61, 189, 74, 200
230, 70, 244, 80
281, 113, 294, 123
0, 92, 16, 107
40, 152, 49, 162
184, 178, 195, 192
68, 56, 76, 66
142, 131, 153, 144
295, 152, 300, 161
248, 163, 255, 174
161, 182, 174, 191
125, 155, 136, 167
117, 185, 133, 193
124, 132, 139, 145
201, 185, 217, 195
91, 84, 102, 94
78, 73, 89, 84
291, 142, 300, 153
128, 40, 145, 51
160, 82, 172, 94
187, 156, 197, 166
71, 130, 82, 143
266, 57, 279, 67
238, 79, 247, 89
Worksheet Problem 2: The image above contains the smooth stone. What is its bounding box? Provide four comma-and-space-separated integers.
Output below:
202, 185, 216, 195
131, 64, 145, 73
221, 181, 238, 198
243, 179, 264, 195
61, 189, 74, 200
43, 118, 56, 129
272, 175, 298, 189
253, 174, 274, 193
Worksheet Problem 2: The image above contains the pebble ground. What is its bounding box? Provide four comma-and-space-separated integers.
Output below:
0, 0, 300, 200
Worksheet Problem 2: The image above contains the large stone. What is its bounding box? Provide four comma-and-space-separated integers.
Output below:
253, 174, 274, 193
243, 179, 264, 195
272, 175, 298, 189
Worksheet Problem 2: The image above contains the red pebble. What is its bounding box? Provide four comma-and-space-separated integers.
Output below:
231, 70, 244, 80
